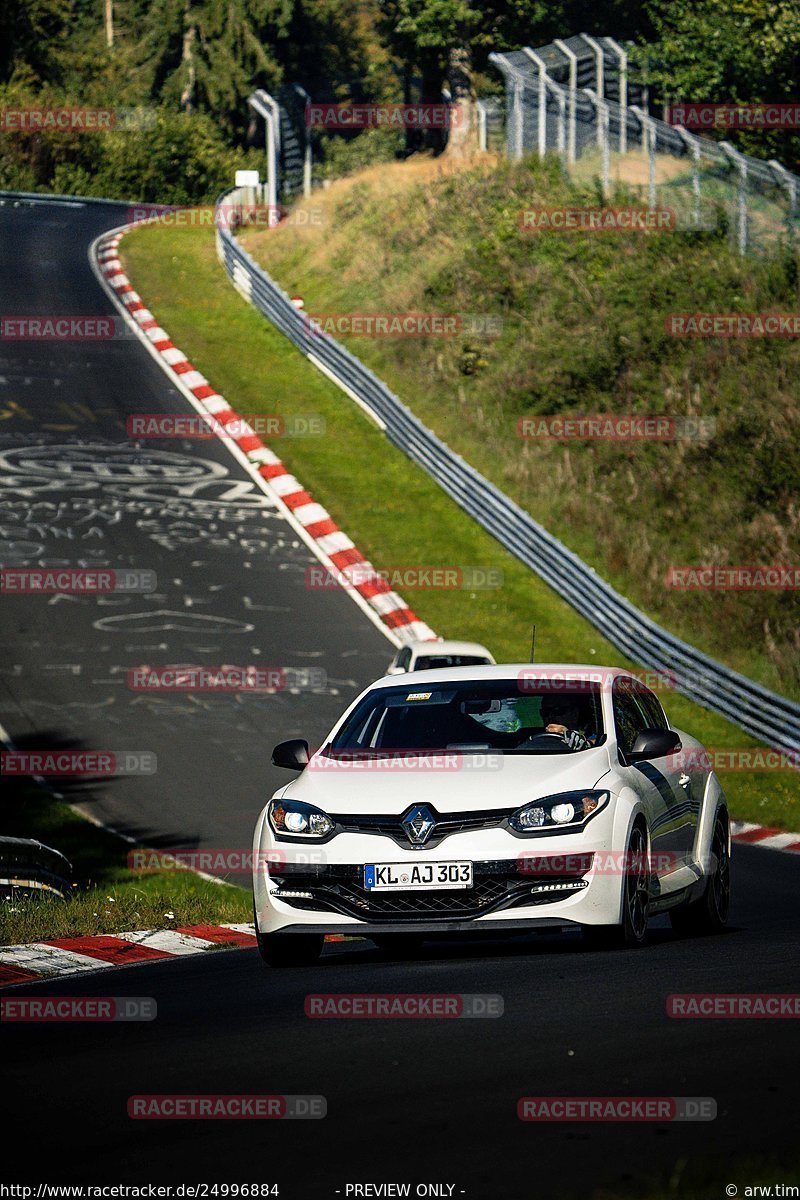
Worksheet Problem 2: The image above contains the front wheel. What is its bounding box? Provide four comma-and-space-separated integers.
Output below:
670, 814, 731, 936
583, 821, 650, 949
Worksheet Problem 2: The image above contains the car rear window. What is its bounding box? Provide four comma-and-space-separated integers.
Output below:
413, 654, 491, 670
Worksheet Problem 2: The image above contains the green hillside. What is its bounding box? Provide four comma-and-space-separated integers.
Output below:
240, 153, 800, 698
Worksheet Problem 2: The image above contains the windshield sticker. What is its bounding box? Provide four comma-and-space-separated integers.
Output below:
406, 692, 432, 701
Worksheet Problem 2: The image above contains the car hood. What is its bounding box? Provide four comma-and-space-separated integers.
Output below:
281, 746, 613, 814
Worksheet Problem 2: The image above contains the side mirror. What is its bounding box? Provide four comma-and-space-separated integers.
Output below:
272, 739, 310, 770
628, 728, 681, 763
385, 665, 406, 675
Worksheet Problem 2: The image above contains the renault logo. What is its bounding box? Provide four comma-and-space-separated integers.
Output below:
402, 805, 436, 846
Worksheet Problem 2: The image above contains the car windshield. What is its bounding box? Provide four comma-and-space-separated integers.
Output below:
327, 679, 606, 756
413, 654, 491, 670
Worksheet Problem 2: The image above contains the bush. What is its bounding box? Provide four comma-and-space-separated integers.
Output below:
0, 85, 259, 203
315, 127, 405, 181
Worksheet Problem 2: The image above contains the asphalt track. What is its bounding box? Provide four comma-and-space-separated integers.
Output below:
0, 196, 391, 875
1, 197, 799, 1198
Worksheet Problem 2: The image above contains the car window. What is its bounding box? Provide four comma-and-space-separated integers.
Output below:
634, 684, 668, 731
612, 680, 650, 757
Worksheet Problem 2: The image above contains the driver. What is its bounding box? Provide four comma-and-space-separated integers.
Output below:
539, 693, 595, 751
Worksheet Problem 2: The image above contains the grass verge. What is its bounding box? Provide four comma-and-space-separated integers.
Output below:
118, 218, 800, 831
241, 154, 800, 699
1, 783, 250, 946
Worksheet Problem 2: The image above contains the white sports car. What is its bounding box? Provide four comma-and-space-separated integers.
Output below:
252, 664, 731, 966
385, 638, 495, 675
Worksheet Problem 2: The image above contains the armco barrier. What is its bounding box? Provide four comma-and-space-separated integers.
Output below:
215, 189, 800, 755
0, 836, 72, 900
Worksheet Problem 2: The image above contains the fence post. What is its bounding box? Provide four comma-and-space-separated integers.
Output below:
512, 79, 524, 159
583, 88, 609, 196
522, 47, 548, 158
721, 142, 748, 254
553, 39, 578, 164
675, 126, 702, 228
603, 36, 627, 153
476, 100, 488, 151
248, 90, 281, 223
630, 106, 656, 207
292, 83, 313, 197
768, 159, 798, 232
551, 80, 567, 163
581, 34, 605, 149
264, 110, 278, 222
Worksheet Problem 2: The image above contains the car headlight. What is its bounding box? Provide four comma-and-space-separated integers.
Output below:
268, 797, 334, 839
508, 790, 609, 834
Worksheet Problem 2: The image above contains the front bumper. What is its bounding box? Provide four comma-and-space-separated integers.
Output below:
253, 815, 628, 936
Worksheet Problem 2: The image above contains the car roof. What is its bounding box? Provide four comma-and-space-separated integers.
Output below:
406, 640, 493, 656
371, 662, 633, 689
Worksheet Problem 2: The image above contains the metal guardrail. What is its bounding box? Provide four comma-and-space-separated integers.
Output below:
3, 191, 796, 753
11, 195, 774, 752
215, 189, 800, 754
0, 837, 73, 900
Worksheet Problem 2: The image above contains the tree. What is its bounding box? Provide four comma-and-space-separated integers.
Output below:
282, 0, 395, 102
136, 0, 292, 135
0, 0, 66, 83
640, 0, 800, 171
375, 0, 485, 152
374, 0, 622, 155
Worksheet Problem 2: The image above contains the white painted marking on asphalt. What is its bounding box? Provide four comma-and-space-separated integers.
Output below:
750, 832, 800, 850
269, 474, 302, 497
201, 395, 229, 413
115, 930, 219, 954
316, 531, 355, 555
89, 228, 403, 647
0, 944, 109, 975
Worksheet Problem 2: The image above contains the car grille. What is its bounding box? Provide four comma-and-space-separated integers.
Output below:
270, 859, 591, 922
334, 807, 513, 850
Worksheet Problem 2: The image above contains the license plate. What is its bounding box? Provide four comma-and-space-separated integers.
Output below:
364, 861, 473, 891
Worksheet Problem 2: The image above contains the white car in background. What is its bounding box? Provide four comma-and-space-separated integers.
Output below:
252, 664, 731, 966
386, 639, 495, 674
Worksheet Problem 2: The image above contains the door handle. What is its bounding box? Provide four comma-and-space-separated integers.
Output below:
679, 773, 691, 789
